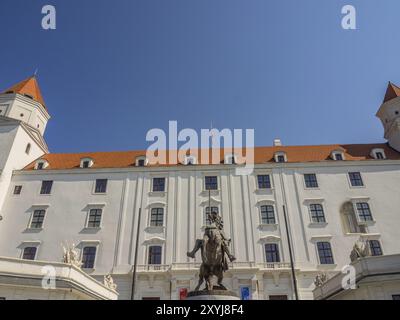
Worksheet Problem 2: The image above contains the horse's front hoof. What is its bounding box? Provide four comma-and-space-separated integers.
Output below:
187, 251, 195, 258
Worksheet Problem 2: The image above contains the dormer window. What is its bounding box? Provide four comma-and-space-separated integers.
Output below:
135, 156, 148, 167
331, 150, 345, 161
370, 148, 386, 160
224, 154, 237, 165
375, 152, 384, 159
184, 155, 197, 165
35, 160, 49, 170
274, 152, 287, 163
80, 157, 94, 168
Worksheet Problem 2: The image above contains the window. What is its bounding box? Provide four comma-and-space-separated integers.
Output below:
87, 209, 102, 228
205, 207, 219, 225
317, 242, 334, 264
148, 245, 162, 265
35, 160, 49, 170
264, 243, 280, 262
331, 151, 345, 161
349, 172, 363, 187
304, 174, 318, 188
150, 208, 164, 227
22, 247, 37, 260
260, 205, 276, 224
82, 161, 90, 168
310, 204, 325, 223
392, 295, 400, 300
30, 209, 46, 229
257, 175, 271, 189
274, 152, 287, 163
40, 180, 53, 195
356, 202, 373, 222
205, 176, 218, 190
14, 185, 22, 195
80, 158, 93, 168
136, 156, 147, 167
25, 143, 31, 155
375, 152, 384, 159
371, 148, 386, 160
152, 178, 165, 192
334, 153, 343, 161
368, 240, 382, 256
82, 246, 97, 269
95, 179, 107, 193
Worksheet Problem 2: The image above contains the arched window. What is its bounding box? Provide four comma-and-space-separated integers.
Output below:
25, 143, 31, 155
80, 157, 94, 168
35, 159, 49, 170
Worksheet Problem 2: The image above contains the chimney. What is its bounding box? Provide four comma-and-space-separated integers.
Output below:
273, 139, 282, 147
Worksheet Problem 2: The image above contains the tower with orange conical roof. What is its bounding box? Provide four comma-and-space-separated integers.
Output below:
0, 75, 50, 216
376, 82, 400, 152
0, 75, 50, 136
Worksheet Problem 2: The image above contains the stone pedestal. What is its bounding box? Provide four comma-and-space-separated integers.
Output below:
186, 290, 240, 300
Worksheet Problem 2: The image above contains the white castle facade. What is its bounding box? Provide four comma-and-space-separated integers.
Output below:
0, 77, 400, 300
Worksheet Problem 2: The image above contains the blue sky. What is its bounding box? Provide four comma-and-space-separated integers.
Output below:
1, 0, 400, 153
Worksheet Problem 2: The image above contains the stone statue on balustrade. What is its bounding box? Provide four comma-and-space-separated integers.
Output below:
104, 274, 118, 291
350, 238, 370, 262
62, 242, 82, 268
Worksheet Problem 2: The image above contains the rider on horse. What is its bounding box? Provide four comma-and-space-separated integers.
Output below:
187, 210, 236, 263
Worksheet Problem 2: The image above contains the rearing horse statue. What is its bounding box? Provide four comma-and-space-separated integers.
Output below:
187, 210, 236, 291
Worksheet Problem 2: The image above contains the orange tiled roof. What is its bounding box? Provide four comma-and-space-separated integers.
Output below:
23, 143, 400, 171
383, 82, 400, 103
2, 76, 46, 109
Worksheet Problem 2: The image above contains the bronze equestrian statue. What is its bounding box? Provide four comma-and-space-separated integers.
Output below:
187, 210, 236, 291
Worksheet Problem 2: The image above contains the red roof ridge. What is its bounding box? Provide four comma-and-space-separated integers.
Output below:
23, 142, 399, 171
37, 142, 388, 156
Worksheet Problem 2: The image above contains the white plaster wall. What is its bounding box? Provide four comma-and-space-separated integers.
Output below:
0, 161, 400, 299
0, 95, 49, 135
0, 122, 45, 217
0, 286, 90, 300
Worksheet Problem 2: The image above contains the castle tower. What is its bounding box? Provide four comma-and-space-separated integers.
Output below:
0, 76, 50, 218
376, 82, 400, 152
